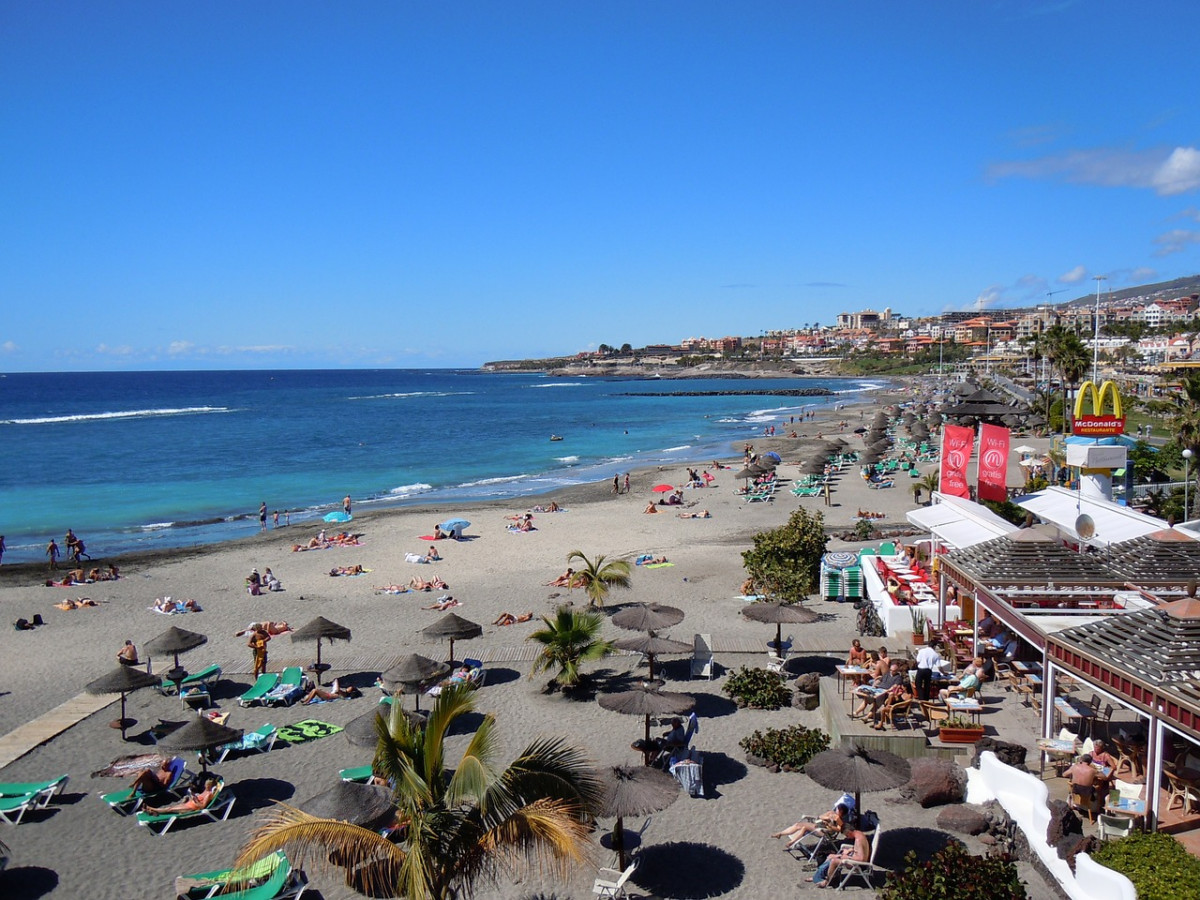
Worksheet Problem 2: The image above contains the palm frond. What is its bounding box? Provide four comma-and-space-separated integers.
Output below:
447, 713, 500, 807
235, 804, 405, 899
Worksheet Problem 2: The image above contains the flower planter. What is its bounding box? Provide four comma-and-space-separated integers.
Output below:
939, 726, 985, 744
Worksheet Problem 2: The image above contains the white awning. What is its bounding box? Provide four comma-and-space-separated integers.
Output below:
1015, 486, 1173, 546
907, 493, 1020, 549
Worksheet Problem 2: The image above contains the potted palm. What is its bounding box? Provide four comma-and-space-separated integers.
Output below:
938, 715, 985, 744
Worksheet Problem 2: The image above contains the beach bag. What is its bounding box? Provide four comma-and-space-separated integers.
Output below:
14, 618, 33, 631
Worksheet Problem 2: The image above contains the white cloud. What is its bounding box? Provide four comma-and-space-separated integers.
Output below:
988, 146, 1200, 196
1152, 148, 1200, 196
1153, 229, 1200, 257
1058, 265, 1087, 284
1, 340, 16, 354
95, 343, 134, 356
167, 341, 194, 356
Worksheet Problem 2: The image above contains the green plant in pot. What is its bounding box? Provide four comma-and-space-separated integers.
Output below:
909, 608, 927, 645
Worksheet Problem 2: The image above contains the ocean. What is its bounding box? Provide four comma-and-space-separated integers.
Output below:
0, 369, 880, 563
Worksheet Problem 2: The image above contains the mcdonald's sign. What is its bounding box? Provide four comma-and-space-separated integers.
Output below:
1072, 380, 1126, 437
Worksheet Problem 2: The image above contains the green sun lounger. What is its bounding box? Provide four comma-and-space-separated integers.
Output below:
207, 724, 278, 764
100, 757, 188, 815
174, 850, 307, 900
0, 793, 42, 825
136, 779, 234, 835
239, 673, 280, 707
0, 774, 69, 807
263, 667, 306, 707
339, 764, 375, 783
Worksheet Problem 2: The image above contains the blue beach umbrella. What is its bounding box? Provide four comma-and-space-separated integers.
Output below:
324, 511, 353, 524
763, 451, 782, 463
439, 519, 470, 533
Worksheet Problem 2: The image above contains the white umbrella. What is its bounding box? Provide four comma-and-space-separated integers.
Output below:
1013, 445, 1037, 455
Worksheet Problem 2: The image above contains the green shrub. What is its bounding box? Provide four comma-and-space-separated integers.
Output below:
879, 840, 1026, 900
722, 666, 792, 710
1091, 830, 1200, 900
739, 723, 830, 770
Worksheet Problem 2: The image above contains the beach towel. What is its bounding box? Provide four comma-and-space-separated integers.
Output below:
404, 553, 429, 564
418, 535, 438, 541
377, 587, 411, 595
644, 562, 674, 569
275, 720, 343, 744
91, 754, 167, 779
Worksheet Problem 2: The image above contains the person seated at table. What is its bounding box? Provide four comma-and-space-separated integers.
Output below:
1065, 753, 1101, 814
846, 638, 868, 668
852, 662, 904, 718
976, 610, 999, 640
872, 647, 891, 679
872, 680, 914, 731
813, 828, 871, 887
939, 666, 981, 702
894, 545, 912, 566
1090, 740, 1117, 785
143, 774, 220, 816
772, 801, 851, 850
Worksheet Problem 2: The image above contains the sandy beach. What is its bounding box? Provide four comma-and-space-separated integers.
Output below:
0, 384, 1060, 900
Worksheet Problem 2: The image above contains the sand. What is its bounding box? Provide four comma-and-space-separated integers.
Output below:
0, 384, 1061, 900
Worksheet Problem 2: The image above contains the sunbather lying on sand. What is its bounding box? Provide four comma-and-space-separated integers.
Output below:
375, 584, 411, 594
635, 555, 668, 565
153, 597, 200, 613
545, 568, 577, 587
493, 612, 533, 626
329, 565, 365, 576
677, 510, 711, 519
423, 596, 460, 611
55, 597, 98, 610
235, 621, 292, 637
409, 575, 448, 591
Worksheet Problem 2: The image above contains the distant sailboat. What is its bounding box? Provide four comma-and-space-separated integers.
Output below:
550, 434, 564, 442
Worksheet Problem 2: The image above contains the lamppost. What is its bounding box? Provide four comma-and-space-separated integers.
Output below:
1185, 448, 1194, 523
1092, 274, 1107, 382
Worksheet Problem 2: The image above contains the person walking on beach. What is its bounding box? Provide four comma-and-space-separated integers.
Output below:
46, 538, 60, 570
248, 624, 271, 678
624, 472, 630, 494
343, 494, 352, 516
613, 474, 620, 494
272, 510, 279, 528
259, 502, 268, 531
0, 535, 5, 566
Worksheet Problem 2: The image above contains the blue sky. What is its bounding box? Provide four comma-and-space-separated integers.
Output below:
4, 1, 1200, 371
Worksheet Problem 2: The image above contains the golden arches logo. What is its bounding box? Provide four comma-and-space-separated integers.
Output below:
1072, 380, 1125, 436
1073, 380, 1123, 420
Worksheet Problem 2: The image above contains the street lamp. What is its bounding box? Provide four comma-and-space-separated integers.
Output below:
1185, 448, 1194, 523
1092, 274, 1107, 383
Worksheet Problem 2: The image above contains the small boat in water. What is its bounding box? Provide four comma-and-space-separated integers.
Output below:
549, 434, 564, 442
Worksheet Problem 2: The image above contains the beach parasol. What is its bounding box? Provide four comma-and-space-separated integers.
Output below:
823, 550, 858, 570
344, 708, 390, 749
324, 510, 352, 523
651, 484, 674, 493
762, 451, 782, 463
143, 626, 208, 673
290, 617, 352, 685
379, 654, 450, 711
733, 467, 756, 482
613, 633, 691, 681
741, 600, 819, 652
155, 715, 243, 774
421, 612, 482, 664
599, 764, 681, 870
853, 426, 868, 434
612, 603, 685, 633
1013, 444, 1037, 455
803, 744, 911, 811
598, 685, 695, 752
299, 781, 396, 830
86, 666, 162, 740
438, 518, 471, 534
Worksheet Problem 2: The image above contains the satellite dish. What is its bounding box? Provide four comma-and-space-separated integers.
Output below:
1075, 514, 1096, 540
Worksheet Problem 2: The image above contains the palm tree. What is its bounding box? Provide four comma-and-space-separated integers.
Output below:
920, 471, 940, 501
234, 684, 601, 900
565, 550, 631, 607
1042, 325, 1088, 433
528, 606, 614, 689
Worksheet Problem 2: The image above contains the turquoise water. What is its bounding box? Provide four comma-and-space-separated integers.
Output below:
0, 369, 879, 562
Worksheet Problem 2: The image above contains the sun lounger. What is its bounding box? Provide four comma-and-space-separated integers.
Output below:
174, 850, 307, 900
136, 779, 235, 835
164, 664, 222, 694
207, 724, 278, 765
100, 757, 189, 815
264, 668, 307, 707
0, 793, 44, 825
239, 673, 280, 707
339, 764, 375, 783
0, 774, 69, 808
425, 660, 485, 697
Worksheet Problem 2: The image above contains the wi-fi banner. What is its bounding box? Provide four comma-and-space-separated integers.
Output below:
977, 424, 1010, 503
939, 424, 973, 499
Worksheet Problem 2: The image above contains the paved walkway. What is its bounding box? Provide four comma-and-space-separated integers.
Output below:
0, 691, 116, 771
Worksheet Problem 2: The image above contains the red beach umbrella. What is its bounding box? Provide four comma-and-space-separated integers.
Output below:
651, 484, 674, 493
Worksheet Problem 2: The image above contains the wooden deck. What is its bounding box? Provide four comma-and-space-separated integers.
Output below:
0, 691, 116, 771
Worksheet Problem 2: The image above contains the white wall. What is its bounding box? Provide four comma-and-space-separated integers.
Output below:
967, 751, 1137, 900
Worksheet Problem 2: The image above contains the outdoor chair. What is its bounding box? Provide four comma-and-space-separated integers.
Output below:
1070, 784, 1096, 823
785, 816, 841, 861
264, 668, 307, 707
831, 826, 886, 890
100, 757, 188, 815
1111, 737, 1143, 778
0, 793, 43, 825
0, 774, 69, 808
1163, 771, 1200, 814
207, 724, 278, 765
174, 850, 308, 900
1097, 814, 1135, 842
339, 765, 375, 784
690, 633, 714, 680
239, 673, 280, 707
878, 698, 917, 730
592, 855, 639, 899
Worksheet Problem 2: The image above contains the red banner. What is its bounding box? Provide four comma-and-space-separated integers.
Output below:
977, 424, 1010, 503
939, 425, 973, 499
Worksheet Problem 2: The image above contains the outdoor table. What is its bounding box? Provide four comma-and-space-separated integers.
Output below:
836, 665, 871, 698
946, 698, 983, 724
1055, 696, 1095, 738
1011, 660, 1042, 676
1104, 796, 1146, 824
1035, 736, 1079, 777
1026, 674, 1043, 688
